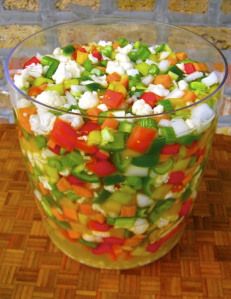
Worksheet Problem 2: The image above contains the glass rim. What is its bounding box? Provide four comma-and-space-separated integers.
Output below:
4, 17, 228, 119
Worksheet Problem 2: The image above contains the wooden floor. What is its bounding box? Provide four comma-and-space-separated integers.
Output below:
0, 124, 231, 299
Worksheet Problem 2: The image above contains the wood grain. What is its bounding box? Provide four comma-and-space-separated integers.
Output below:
0, 124, 231, 299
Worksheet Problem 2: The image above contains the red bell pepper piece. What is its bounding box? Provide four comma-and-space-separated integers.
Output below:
102, 90, 125, 109
50, 119, 78, 151
23, 56, 40, 68
91, 243, 112, 255
168, 171, 185, 185
103, 237, 125, 245
141, 92, 158, 108
161, 144, 180, 155
87, 160, 116, 176
88, 220, 111, 232
146, 239, 163, 253
66, 175, 85, 186
184, 63, 196, 74
79, 121, 101, 135
92, 49, 102, 61
75, 140, 98, 154
179, 198, 193, 217
127, 126, 156, 153
49, 144, 61, 155
95, 149, 110, 160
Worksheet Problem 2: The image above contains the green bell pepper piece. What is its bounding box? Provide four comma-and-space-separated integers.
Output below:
143, 177, 155, 196
46, 83, 64, 95
138, 118, 157, 129
149, 64, 160, 75
136, 62, 150, 76
62, 44, 75, 55
41, 56, 58, 65
71, 170, 100, 183
153, 158, 173, 175
119, 121, 133, 133
34, 135, 47, 149
101, 45, 113, 58
101, 132, 125, 151
159, 99, 174, 112
149, 198, 175, 223
190, 81, 208, 92
160, 127, 176, 144
86, 83, 103, 91
46, 60, 60, 79
33, 76, 53, 87
177, 134, 199, 145
114, 217, 136, 229
112, 152, 131, 172
64, 78, 79, 89
94, 190, 111, 204
79, 238, 98, 248
126, 176, 143, 190
148, 136, 166, 155
132, 154, 159, 168
61, 152, 83, 168
169, 65, 184, 77
103, 175, 125, 186
88, 130, 101, 145
116, 37, 129, 47
47, 157, 63, 171
181, 187, 192, 201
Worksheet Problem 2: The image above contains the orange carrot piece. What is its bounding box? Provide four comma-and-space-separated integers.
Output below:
101, 118, 119, 130
182, 90, 197, 102
168, 54, 178, 65
51, 207, 65, 221
112, 41, 120, 49
92, 213, 106, 224
47, 138, 57, 150
17, 106, 37, 133
193, 62, 208, 72
124, 235, 144, 247
79, 203, 94, 215
120, 205, 137, 217
38, 182, 49, 196
87, 107, 101, 122
154, 74, 172, 89
176, 52, 188, 61
57, 177, 71, 192
28, 83, 47, 97
67, 230, 81, 240
72, 185, 93, 198
62, 206, 78, 221
107, 72, 121, 83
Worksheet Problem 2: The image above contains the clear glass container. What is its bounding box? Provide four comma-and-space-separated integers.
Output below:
4, 18, 228, 269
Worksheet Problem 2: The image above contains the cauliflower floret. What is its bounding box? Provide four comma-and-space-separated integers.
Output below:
60, 110, 84, 129
14, 70, 29, 89
131, 218, 149, 234
78, 91, 99, 109
132, 99, 153, 116
127, 68, 139, 76
153, 104, 164, 114
201, 71, 219, 87
137, 193, 153, 208
158, 60, 170, 72
25, 63, 43, 78
106, 61, 125, 75
29, 111, 56, 135
147, 84, 169, 97
178, 80, 188, 91
16, 98, 32, 108
36, 90, 66, 108
185, 71, 203, 82
52, 60, 82, 84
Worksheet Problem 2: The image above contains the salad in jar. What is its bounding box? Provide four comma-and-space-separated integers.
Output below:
12, 37, 222, 268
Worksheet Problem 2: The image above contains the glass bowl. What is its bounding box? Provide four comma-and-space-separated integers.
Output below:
4, 18, 228, 269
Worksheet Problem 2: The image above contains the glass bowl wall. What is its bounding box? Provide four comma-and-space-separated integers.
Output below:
5, 18, 228, 269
